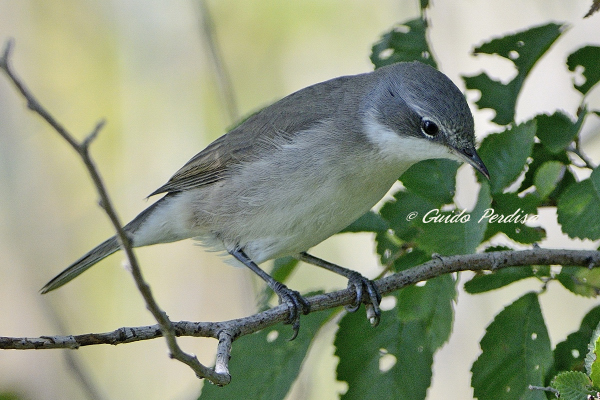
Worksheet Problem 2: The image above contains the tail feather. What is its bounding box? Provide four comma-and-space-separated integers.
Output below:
41, 236, 120, 294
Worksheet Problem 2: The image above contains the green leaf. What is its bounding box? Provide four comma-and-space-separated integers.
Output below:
464, 266, 535, 294
471, 293, 553, 400
557, 266, 600, 297
199, 310, 333, 400
534, 161, 566, 199
396, 275, 457, 350
464, 22, 564, 125
567, 46, 600, 95
536, 111, 585, 154
551, 371, 595, 400
336, 309, 433, 400
416, 181, 491, 255
483, 192, 544, 244
400, 159, 459, 205
518, 143, 572, 197
341, 211, 388, 233
336, 276, 456, 400
477, 121, 537, 194
553, 306, 600, 374
371, 18, 437, 69
379, 190, 438, 242
557, 167, 600, 240
390, 247, 431, 273
586, 321, 600, 387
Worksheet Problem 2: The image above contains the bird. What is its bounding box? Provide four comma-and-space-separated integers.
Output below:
41, 61, 489, 338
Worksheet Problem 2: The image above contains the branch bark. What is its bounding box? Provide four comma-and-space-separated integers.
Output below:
2, 248, 599, 349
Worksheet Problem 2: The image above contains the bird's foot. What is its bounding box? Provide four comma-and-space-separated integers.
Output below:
345, 271, 382, 327
272, 281, 310, 340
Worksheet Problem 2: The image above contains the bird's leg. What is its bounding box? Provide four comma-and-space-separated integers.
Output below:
297, 252, 381, 326
229, 247, 310, 340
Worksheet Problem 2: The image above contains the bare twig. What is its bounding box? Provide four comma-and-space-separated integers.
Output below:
0, 39, 230, 386
196, 0, 239, 123
2, 248, 599, 350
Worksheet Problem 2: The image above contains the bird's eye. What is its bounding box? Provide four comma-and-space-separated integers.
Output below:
421, 119, 439, 137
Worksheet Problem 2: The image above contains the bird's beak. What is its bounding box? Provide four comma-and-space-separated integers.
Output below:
455, 147, 490, 180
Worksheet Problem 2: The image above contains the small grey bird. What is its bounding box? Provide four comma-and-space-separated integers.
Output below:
42, 61, 488, 336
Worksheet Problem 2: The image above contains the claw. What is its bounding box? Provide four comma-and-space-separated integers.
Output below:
345, 271, 382, 324
272, 282, 310, 340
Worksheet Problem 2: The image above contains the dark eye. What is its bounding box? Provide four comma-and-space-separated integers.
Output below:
421, 119, 439, 137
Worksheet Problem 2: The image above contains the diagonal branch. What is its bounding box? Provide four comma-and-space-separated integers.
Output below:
2, 248, 599, 350
0, 39, 230, 386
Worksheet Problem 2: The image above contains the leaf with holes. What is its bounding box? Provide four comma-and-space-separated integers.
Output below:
471, 292, 553, 400
371, 18, 436, 69
567, 46, 600, 95
464, 22, 564, 125
483, 192, 544, 244
199, 308, 333, 400
336, 275, 455, 400
557, 266, 600, 297
553, 306, 600, 375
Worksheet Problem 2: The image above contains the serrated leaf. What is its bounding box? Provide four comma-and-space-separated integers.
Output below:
518, 143, 572, 197
379, 190, 438, 242
464, 23, 564, 125
534, 161, 566, 199
477, 121, 537, 194
396, 275, 457, 350
557, 167, 600, 240
557, 267, 600, 297
471, 293, 553, 400
551, 371, 595, 400
336, 311, 433, 400
553, 306, 600, 374
567, 46, 600, 95
464, 266, 536, 294
335, 276, 454, 400
400, 159, 459, 205
586, 321, 600, 386
341, 211, 388, 233
199, 310, 333, 400
483, 192, 544, 244
536, 111, 585, 154
371, 18, 436, 69
416, 181, 491, 255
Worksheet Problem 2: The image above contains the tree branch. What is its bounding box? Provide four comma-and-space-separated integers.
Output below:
0, 39, 229, 386
2, 248, 599, 349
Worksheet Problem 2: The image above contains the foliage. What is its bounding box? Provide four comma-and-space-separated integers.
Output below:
199, 3, 600, 400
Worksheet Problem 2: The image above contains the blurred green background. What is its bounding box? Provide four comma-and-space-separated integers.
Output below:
0, 1, 599, 399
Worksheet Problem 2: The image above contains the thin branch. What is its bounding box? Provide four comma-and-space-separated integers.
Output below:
0, 39, 230, 386
2, 248, 599, 350
196, 0, 239, 123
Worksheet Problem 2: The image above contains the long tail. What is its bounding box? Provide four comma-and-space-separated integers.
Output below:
40, 198, 170, 294
40, 236, 120, 293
